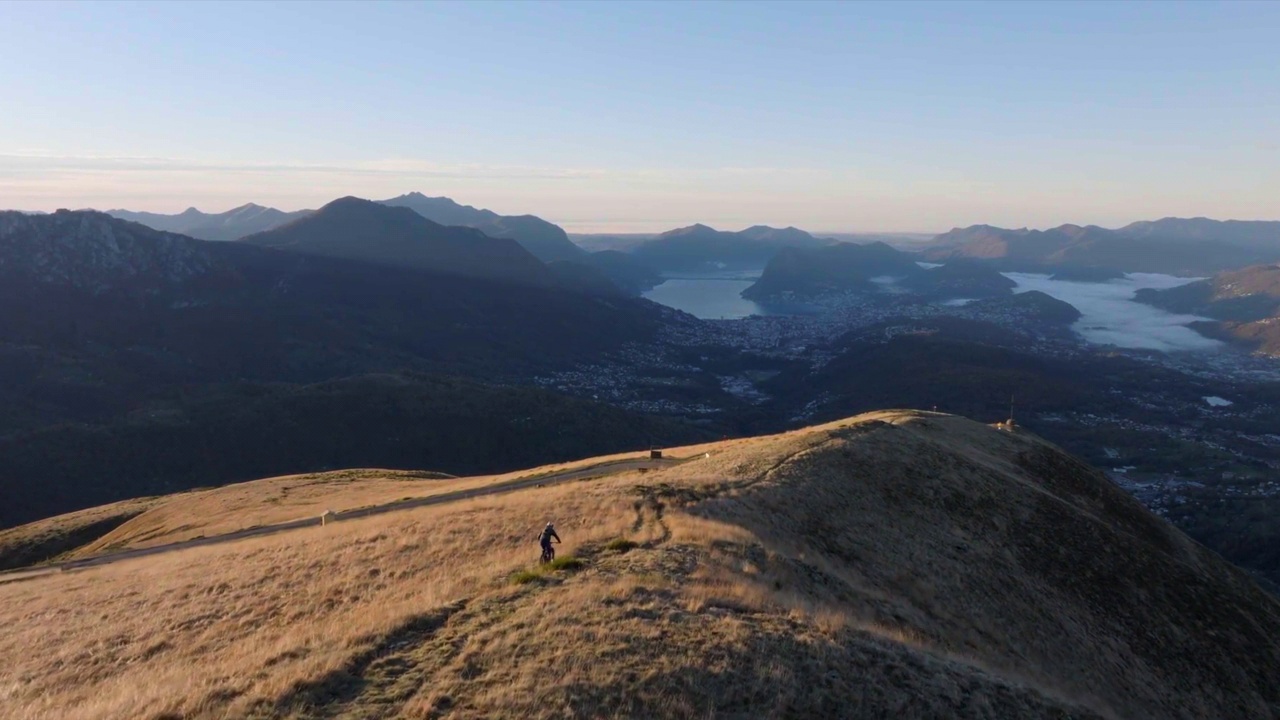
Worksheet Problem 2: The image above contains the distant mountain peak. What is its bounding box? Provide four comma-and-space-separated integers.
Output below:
736, 225, 818, 242
243, 195, 554, 286
378, 193, 582, 263
1054, 223, 1093, 240
662, 223, 717, 236
302, 196, 433, 231
635, 222, 825, 272
105, 203, 311, 242
326, 195, 365, 206
384, 192, 470, 209
742, 224, 795, 232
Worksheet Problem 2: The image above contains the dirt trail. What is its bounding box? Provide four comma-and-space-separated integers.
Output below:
0, 456, 687, 583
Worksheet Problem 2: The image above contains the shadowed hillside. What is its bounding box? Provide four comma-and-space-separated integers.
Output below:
741, 241, 921, 300
0, 210, 704, 526
0, 210, 670, 400
107, 204, 311, 241
578, 249, 664, 294
0, 373, 712, 529
898, 259, 1017, 300
0, 496, 165, 571
1136, 264, 1280, 355
2, 412, 1276, 719
241, 196, 555, 286
377, 193, 663, 294
379, 192, 586, 264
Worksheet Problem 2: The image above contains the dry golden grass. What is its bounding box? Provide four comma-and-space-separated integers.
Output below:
1, 478, 633, 720
56, 449, 679, 559
0, 495, 167, 570
73, 469, 465, 556
2, 410, 1277, 720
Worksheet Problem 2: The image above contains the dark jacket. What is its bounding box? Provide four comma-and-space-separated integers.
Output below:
539, 527, 561, 545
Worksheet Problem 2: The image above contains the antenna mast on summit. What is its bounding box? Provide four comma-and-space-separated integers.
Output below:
1009, 393, 1015, 423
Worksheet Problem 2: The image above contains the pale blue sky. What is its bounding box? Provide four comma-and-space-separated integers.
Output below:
2, 1, 1277, 232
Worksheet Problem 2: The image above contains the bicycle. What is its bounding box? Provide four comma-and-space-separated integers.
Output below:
539, 540, 560, 564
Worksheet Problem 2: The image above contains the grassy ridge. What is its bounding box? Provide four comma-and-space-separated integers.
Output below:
3, 412, 1277, 719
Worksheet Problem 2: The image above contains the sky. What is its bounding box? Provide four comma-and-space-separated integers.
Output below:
1, 1, 1277, 232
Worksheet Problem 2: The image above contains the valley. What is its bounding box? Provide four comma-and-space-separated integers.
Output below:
6, 204, 1280, 593
542, 266, 1280, 590
9, 6, 1280, 718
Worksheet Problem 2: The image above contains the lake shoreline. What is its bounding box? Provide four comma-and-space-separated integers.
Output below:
643, 268, 1220, 351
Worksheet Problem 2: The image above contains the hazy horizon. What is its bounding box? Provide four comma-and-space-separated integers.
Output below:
17, 196, 1280, 237
3, 1, 1278, 233
16, 191, 1280, 237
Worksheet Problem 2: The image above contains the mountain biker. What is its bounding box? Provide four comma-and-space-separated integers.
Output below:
539, 521, 561, 562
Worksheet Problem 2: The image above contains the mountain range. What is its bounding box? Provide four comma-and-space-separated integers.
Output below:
924, 218, 1280, 275
630, 223, 831, 272
0, 208, 698, 525
101, 199, 1280, 282
1118, 217, 1280, 249
241, 196, 556, 287
378, 192, 585, 263
106, 193, 584, 263
376, 193, 663, 293
618, 216, 1280, 279
107, 193, 666, 295
614, 216, 1280, 279
0, 206, 672, 389
107, 203, 311, 242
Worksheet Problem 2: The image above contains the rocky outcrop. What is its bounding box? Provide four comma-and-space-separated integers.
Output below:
0, 210, 224, 293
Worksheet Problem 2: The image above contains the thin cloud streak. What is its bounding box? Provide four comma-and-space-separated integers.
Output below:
0, 153, 605, 181
0, 153, 834, 183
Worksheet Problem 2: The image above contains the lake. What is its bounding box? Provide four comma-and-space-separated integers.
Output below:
642, 269, 1221, 352
643, 277, 761, 319
641, 272, 821, 319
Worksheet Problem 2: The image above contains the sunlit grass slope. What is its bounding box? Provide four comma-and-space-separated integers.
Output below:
2, 411, 1277, 720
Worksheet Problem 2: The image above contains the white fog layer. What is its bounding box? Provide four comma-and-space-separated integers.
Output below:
1004, 272, 1222, 352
